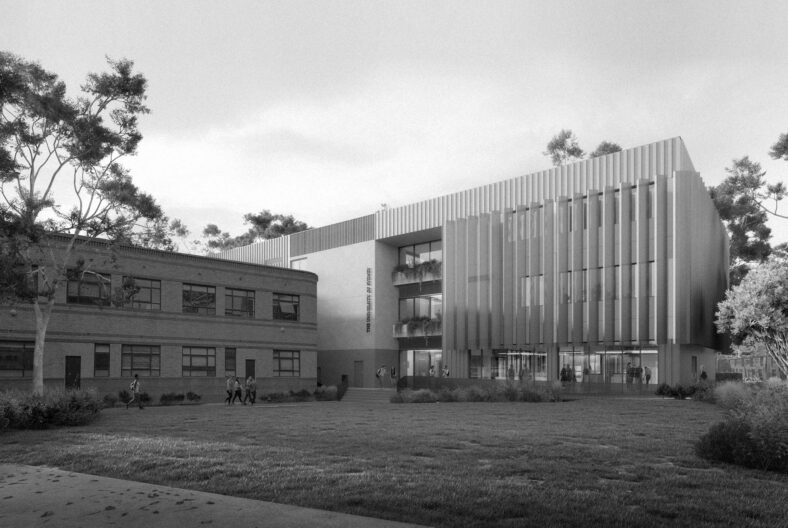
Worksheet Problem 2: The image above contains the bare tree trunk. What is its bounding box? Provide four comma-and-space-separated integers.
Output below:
31, 298, 54, 395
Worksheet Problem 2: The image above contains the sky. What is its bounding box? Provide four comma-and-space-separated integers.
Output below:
2, 0, 788, 246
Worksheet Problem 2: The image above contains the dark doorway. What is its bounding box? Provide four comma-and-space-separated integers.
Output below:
245, 359, 255, 380
65, 356, 81, 390
353, 360, 364, 387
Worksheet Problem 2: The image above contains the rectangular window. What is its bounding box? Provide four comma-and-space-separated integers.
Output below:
67, 269, 111, 306
398, 294, 442, 321
121, 277, 161, 310
183, 283, 216, 315
182, 347, 216, 377
121, 345, 160, 377
0, 341, 34, 378
225, 288, 255, 317
94, 344, 110, 377
273, 350, 300, 377
225, 347, 236, 377
398, 240, 442, 267
273, 293, 300, 321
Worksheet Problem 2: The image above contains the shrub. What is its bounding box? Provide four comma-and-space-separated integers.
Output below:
714, 381, 750, 410
160, 392, 185, 405
436, 387, 457, 402
393, 389, 438, 403
716, 372, 743, 383
314, 385, 338, 401
186, 391, 201, 402
337, 381, 349, 401
118, 389, 130, 403
139, 392, 151, 404
502, 382, 519, 402
545, 381, 565, 402
697, 381, 788, 472
655, 382, 672, 396
102, 393, 118, 408
0, 390, 101, 430
520, 388, 543, 402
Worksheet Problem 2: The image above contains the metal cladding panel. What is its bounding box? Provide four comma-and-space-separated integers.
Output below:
374, 137, 694, 239
219, 235, 290, 267
290, 215, 374, 257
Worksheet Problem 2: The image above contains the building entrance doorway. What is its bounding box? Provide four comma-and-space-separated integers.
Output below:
245, 359, 255, 380
65, 356, 81, 390
353, 360, 364, 387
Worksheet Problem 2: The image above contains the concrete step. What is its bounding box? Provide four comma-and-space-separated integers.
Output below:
341, 388, 397, 403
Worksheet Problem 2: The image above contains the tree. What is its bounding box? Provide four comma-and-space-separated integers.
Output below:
543, 129, 584, 166
0, 52, 162, 394
716, 256, 788, 377
202, 210, 309, 252
709, 157, 774, 284
589, 141, 622, 158
769, 130, 788, 161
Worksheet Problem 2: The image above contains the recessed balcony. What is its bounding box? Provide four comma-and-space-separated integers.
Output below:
391, 260, 442, 286
393, 317, 442, 338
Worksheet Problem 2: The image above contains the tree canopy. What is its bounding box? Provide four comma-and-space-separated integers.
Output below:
0, 52, 163, 393
716, 256, 788, 377
543, 129, 584, 166
589, 141, 622, 158
202, 210, 309, 252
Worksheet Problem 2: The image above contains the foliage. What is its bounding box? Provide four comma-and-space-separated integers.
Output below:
185, 391, 201, 402
118, 389, 130, 402
544, 129, 584, 166
159, 392, 185, 405
716, 256, 788, 377
314, 385, 339, 401
102, 393, 118, 408
696, 380, 788, 472
392, 384, 548, 404
654, 381, 714, 400
0, 52, 170, 394
139, 392, 151, 404
262, 389, 313, 403
201, 210, 309, 252
708, 157, 774, 284
770, 130, 788, 161
0, 389, 101, 430
588, 141, 622, 158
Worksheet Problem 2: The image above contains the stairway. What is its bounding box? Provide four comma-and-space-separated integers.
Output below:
341, 388, 397, 403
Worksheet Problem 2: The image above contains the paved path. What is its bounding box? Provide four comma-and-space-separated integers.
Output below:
0, 464, 430, 528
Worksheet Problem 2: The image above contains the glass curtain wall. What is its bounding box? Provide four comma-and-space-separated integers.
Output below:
399, 349, 444, 377
558, 346, 658, 385
491, 349, 547, 381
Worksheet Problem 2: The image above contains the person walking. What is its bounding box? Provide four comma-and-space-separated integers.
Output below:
126, 374, 143, 410
232, 377, 244, 405
225, 375, 234, 405
243, 376, 257, 405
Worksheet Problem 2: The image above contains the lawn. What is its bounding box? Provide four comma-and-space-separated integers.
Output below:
2, 396, 787, 527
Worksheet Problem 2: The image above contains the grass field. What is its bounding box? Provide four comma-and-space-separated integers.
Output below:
2, 396, 787, 527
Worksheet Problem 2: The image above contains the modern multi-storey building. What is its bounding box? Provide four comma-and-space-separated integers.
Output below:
0, 237, 318, 400
222, 137, 728, 390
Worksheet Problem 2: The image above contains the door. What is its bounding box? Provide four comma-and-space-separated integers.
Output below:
245, 359, 255, 380
65, 356, 81, 390
353, 360, 364, 387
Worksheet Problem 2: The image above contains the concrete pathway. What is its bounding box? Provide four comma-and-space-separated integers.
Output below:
0, 464, 430, 528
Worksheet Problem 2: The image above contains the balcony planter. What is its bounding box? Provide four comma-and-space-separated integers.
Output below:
393, 317, 442, 338
391, 260, 442, 285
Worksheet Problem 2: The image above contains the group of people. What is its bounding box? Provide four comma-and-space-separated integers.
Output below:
225, 376, 257, 405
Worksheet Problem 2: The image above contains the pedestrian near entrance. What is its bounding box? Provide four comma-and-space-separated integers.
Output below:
441, 365, 449, 377
244, 376, 257, 404
225, 376, 234, 405
644, 366, 652, 385
126, 374, 143, 410
376, 365, 387, 386
232, 377, 244, 404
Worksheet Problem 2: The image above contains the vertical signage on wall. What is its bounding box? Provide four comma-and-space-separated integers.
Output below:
366, 267, 372, 333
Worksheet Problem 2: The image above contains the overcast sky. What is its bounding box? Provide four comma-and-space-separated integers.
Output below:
2, 0, 788, 244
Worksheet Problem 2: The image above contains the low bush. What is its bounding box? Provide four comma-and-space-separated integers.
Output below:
337, 381, 349, 401
545, 381, 565, 402
392, 389, 437, 403
714, 381, 751, 410
139, 392, 151, 404
314, 385, 339, 401
262, 390, 315, 403
118, 389, 130, 403
102, 393, 118, 408
159, 392, 185, 405
392, 384, 549, 404
0, 389, 101, 431
696, 380, 788, 472
186, 391, 201, 402
655, 382, 713, 401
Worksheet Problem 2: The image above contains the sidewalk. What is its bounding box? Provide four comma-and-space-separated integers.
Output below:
0, 464, 430, 528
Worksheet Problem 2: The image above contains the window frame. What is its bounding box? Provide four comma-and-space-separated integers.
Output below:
121, 344, 161, 377
66, 269, 111, 306
0, 341, 34, 378
273, 293, 300, 321
273, 350, 300, 377
121, 276, 161, 311
225, 347, 236, 377
94, 343, 110, 377
182, 283, 216, 315
225, 288, 255, 317
182, 346, 216, 377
